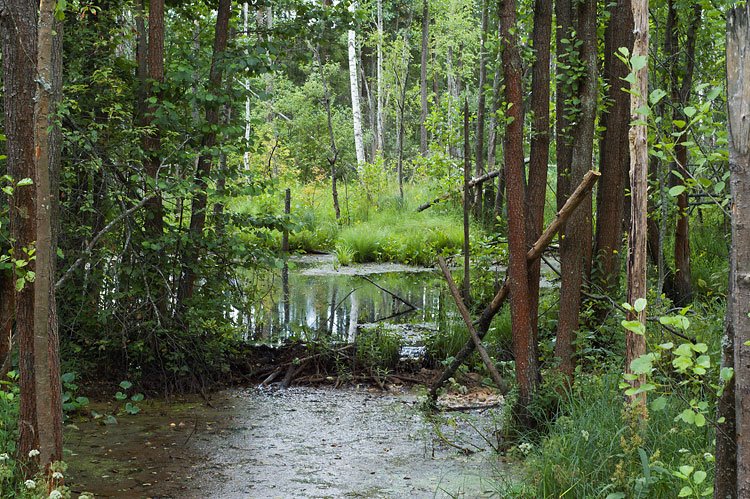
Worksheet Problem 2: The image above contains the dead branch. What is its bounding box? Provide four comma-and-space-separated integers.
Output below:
416, 170, 501, 212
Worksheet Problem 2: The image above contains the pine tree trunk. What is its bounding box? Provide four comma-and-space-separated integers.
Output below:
500, 0, 537, 425
525, 0, 552, 344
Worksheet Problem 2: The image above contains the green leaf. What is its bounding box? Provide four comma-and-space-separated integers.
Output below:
720, 367, 734, 382
673, 356, 693, 371
694, 412, 706, 427
16, 178, 33, 187
119, 380, 133, 390
678, 486, 692, 497
630, 55, 648, 71
692, 343, 708, 353
15, 278, 25, 292
684, 106, 697, 118
651, 396, 667, 411
606, 493, 626, 499
622, 320, 646, 335
669, 185, 686, 197
115, 391, 127, 401
679, 465, 694, 477
693, 471, 707, 485
650, 89, 667, 105
131, 393, 144, 402
674, 343, 694, 357
634, 298, 647, 313
61, 372, 76, 384
630, 354, 654, 375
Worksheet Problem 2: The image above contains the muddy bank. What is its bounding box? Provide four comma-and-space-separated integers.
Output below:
67, 387, 511, 498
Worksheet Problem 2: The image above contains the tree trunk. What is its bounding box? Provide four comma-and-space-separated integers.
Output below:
625, 0, 649, 411
463, 99, 471, 305
1, 0, 40, 465
317, 49, 341, 219
525, 0, 552, 347
667, 1, 701, 306
143, 0, 167, 316
555, 0, 597, 379
376, 0, 384, 155
594, 0, 634, 297
474, 0, 489, 218
178, 0, 232, 308
348, 2, 365, 168
32, 0, 63, 468
419, 0, 429, 156
500, 0, 537, 425
725, 7, 750, 496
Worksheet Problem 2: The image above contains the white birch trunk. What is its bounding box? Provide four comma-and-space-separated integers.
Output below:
348, 4, 365, 168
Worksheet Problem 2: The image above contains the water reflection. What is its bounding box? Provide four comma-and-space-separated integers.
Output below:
242, 259, 456, 344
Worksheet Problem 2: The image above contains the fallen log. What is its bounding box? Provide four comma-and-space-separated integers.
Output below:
416, 170, 501, 212
437, 256, 508, 393
430, 170, 600, 398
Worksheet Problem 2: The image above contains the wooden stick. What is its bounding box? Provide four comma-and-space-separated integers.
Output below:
430, 170, 600, 397
416, 170, 501, 212
359, 274, 417, 310
437, 256, 507, 393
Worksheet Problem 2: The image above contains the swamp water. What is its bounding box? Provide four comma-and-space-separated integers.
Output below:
67, 256, 517, 497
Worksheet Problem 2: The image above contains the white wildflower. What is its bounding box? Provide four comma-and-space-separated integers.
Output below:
48, 490, 63, 499
24, 479, 36, 490
52, 471, 64, 480
581, 430, 590, 442
518, 442, 534, 456
0, 453, 8, 462
28, 449, 40, 458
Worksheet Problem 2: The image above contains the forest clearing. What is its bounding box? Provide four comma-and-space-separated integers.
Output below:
2, 0, 750, 497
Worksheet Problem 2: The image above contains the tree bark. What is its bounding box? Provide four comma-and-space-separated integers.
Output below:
555, 0, 597, 379
32, 0, 63, 468
177, 0, 232, 308
1, 0, 40, 464
463, 99, 471, 305
376, 0, 384, 155
594, 0, 634, 297
525, 0, 552, 349
500, 0, 537, 423
725, 7, 750, 496
625, 0, 649, 411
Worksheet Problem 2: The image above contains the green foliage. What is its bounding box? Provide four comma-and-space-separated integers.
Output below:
355, 325, 400, 372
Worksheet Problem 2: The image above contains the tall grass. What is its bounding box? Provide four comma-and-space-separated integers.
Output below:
506, 372, 714, 498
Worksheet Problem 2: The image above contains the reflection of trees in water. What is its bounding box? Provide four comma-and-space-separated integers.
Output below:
243, 270, 456, 343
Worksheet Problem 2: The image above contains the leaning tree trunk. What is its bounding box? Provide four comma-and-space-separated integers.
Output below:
625, 0, 649, 412
723, 6, 750, 497
594, 0, 634, 298
500, 0, 537, 426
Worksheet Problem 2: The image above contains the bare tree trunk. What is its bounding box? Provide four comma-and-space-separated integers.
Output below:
555, 0, 597, 379
32, 0, 63, 468
594, 0, 633, 298
462, 99, 471, 305
625, 0, 649, 411
177, 0, 232, 308
317, 49, 341, 219
243, 2, 251, 169
525, 0, 552, 346
667, 1, 701, 306
144, 0, 167, 316
376, 0, 384, 155
474, 0, 489, 217
419, 0, 429, 156
348, 2, 365, 168
724, 7, 750, 497
500, 0, 537, 425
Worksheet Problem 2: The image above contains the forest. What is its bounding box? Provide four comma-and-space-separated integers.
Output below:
1, 0, 750, 497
